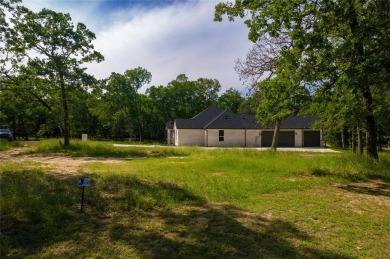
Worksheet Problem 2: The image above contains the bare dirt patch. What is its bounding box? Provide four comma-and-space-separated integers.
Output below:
1, 147, 124, 174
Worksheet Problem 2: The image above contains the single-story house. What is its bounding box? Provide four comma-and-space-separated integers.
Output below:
167, 106, 323, 147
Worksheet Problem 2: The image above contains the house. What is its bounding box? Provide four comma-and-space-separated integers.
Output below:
167, 106, 323, 147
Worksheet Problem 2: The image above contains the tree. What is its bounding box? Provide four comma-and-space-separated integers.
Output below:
195, 78, 221, 109
233, 31, 303, 148
237, 90, 261, 115
91, 68, 151, 141
0, 0, 23, 89
120, 67, 152, 141
9, 7, 103, 146
215, 0, 390, 158
0, 84, 58, 140
138, 94, 166, 140
234, 33, 290, 121
304, 82, 365, 152
68, 89, 101, 138
144, 75, 222, 140
146, 74, 221, 122
235, 32, 290, 88
256, 54, 309, 149
373, 85, 390, 151
216, 88, 244, 113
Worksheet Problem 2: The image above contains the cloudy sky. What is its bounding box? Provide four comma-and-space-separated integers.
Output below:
23, 0, 253, 93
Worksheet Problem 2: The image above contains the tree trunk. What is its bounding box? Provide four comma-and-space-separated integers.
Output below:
21, 118, 28, 140
363, 88, 378, 158
341, 128, 345, 148
12, 115, 17, 140
357, 127, 363, 155
351, 127, 356, 153
138, 122, 142, 142
349, 3, 378, 159
135, 96, 142, 142
271, 121, 281, 149
60, 79, 70, 146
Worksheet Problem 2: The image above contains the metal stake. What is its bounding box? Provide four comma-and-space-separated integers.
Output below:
80, 185, 85, 213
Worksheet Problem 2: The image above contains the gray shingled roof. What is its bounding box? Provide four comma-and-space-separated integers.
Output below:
205, 110, 248, 129
175, 106, 225, 129
166, 122, 174, 129
174, 106, 317, 129
263, 116, 318, 129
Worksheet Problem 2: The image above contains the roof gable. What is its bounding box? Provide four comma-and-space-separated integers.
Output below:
205, 110, 245, 129
175, 106, 225, 129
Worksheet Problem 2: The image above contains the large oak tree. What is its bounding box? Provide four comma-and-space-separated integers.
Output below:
9, 7, 103, 146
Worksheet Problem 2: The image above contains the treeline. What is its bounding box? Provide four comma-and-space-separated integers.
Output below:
0, 68, 249, 141
0, 2, 245, 142
1, 1, 389, 154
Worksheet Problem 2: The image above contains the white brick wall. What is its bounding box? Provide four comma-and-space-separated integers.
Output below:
207, 129, 245, 147
176, 129, 205, 146
173, 128, 321, 147
245, 130, 262, 147
295, 129, 303, 147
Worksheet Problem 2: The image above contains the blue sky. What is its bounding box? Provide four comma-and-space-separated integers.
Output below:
98, 0, 185, 10
23, 0, 253, 93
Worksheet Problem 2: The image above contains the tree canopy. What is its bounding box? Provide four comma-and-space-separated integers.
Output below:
215, 0, 390, 158
2, 6, 104, 145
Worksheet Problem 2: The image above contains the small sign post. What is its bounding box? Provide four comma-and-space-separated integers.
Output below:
78, 178, 91, 213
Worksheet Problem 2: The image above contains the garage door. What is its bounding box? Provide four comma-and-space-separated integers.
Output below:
261, 131, 273, 147
304, 131, 321, 147
261, 131, 295, 147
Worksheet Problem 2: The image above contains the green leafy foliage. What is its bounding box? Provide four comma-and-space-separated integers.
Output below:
147, 74, 221, 122
6, 7, 103, 145
215, 88, 244, 113
91, 67, 151, 140
215, 0, 390, 158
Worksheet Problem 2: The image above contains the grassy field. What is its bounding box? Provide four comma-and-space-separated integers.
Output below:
1, 140, 389, 258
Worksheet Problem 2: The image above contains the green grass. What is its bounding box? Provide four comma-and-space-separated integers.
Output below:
1, 143, 390, 258
0, 139, 22, 151
25, 139, 191, 158
85, 149, 390, 206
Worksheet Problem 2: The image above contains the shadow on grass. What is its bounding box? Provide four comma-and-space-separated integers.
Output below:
1, 170, 352, 258
311, 168, 367, 182
311, 168, 390, 183
338, 181, 390, 198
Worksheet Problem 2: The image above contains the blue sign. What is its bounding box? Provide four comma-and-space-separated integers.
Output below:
77, 178, 91, 187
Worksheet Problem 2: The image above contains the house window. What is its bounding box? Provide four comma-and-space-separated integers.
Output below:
219, 130, 224, 141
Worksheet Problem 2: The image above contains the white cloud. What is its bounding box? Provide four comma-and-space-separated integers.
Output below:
24, 0, 254, 93
23, 0, 105, 31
